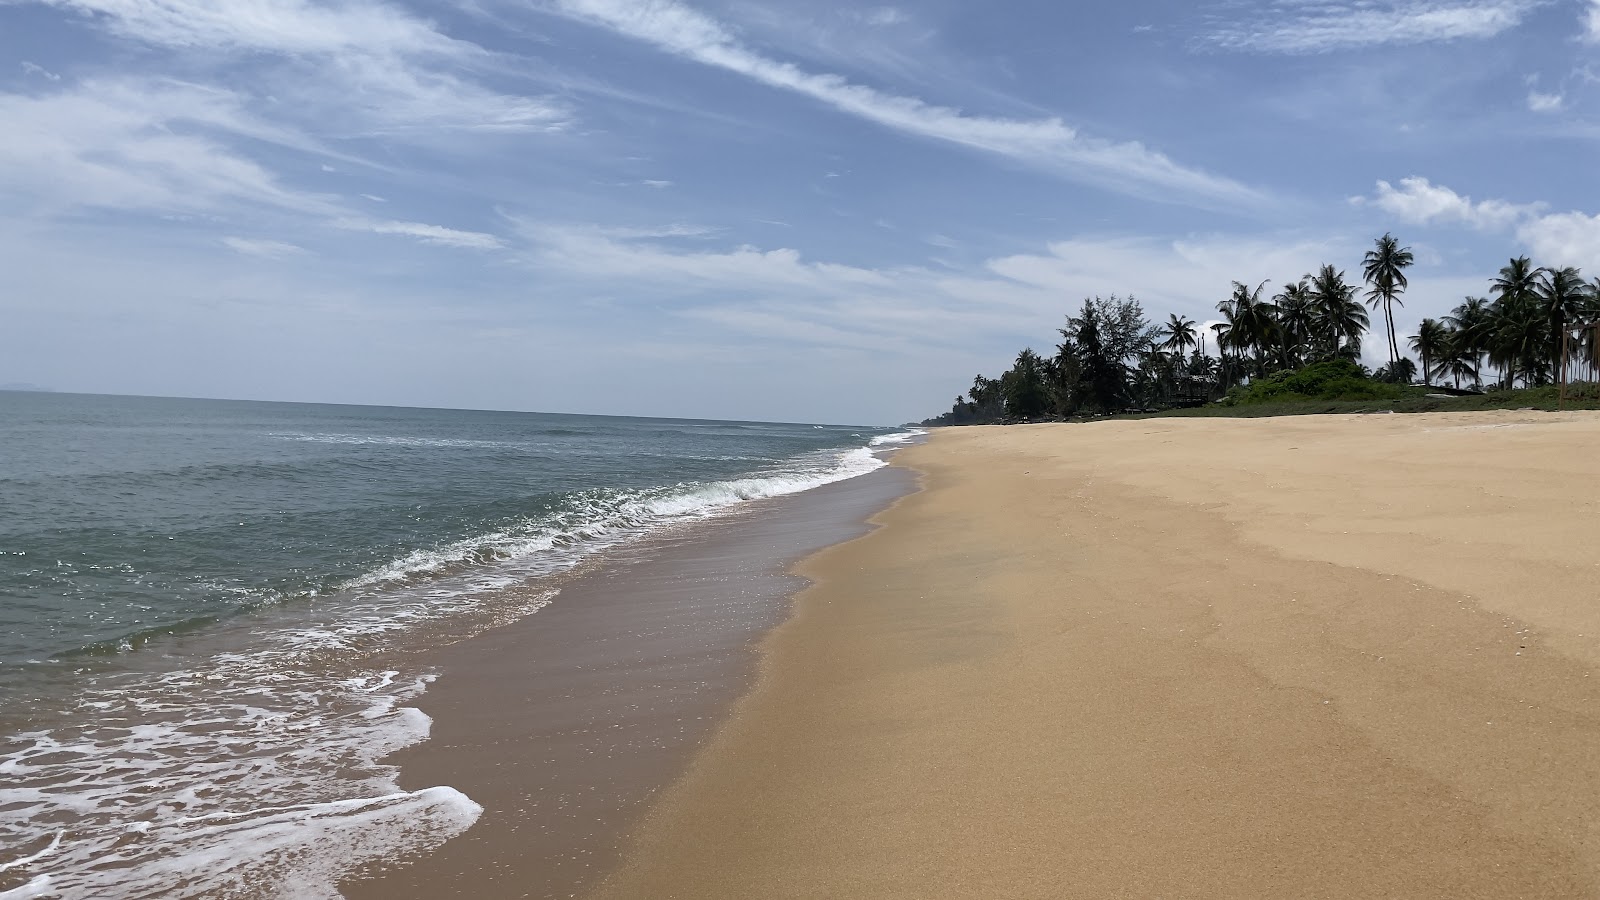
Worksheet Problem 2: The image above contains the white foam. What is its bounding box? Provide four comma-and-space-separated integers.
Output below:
0, 875, 52, 899
0, 435, 895, 896
869, 429, 925, 447
0, 627, 493, 897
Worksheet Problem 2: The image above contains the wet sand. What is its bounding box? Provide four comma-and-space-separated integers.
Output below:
589, 411, 1600, 899
341, 465, 916, 900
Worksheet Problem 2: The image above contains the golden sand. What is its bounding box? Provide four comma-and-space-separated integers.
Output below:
588, 411, 1600, 899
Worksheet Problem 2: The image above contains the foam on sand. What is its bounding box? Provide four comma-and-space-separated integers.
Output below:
0, 435, 911, 896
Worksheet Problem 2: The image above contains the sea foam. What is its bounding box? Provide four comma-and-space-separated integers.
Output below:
0, 435, 911, 897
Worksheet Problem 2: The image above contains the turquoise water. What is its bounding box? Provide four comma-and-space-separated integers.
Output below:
0, 391, 910, 898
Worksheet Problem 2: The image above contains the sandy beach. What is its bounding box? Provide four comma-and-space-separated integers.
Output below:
588, 411, 1600, 899
341, 467, 916, 900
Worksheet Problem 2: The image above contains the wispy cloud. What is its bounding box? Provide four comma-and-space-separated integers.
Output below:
509, 220, 1370, 359
1527, 89, 1564, 111
1202, 1, 1538, 53
1353, 177, 1542, 230
21, 61, 61, 80
550, 0, 1260, 206
0, 79, 338, 215
353, 219, 506, 249
34, 0, 567, 135
222, 236, 307, 258
856, 7, 908, 27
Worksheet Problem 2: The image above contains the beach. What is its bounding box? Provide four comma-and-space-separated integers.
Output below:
582, 411, 1600, 899
341, 466, 917, 899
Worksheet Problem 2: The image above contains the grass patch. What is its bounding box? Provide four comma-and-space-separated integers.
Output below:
1118, 367, 1600, 420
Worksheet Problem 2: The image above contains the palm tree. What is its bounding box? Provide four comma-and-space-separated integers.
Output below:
1210, 318, 1238, 389
1490, 258, 1546, 388
1309, 264, 1368, 359
1160, 314, 1198, 357
1226, 280, 1277, 376
1408, 318, 1448, 385
1489, 297, 1551, 387
1444, 297, 1491, 388
1362, 233, 1415, 369
1439, 328, 1477, 389
1273, 279, 1315, 369
1535, 266, 1590, 386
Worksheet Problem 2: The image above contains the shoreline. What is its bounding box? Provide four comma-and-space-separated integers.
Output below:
341, 461, 918, 899
585, 411, 1600, 898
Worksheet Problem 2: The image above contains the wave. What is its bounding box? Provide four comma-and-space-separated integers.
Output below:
869, 429, 924, 447
0, 436, 900, 898
334, 444, 890, 594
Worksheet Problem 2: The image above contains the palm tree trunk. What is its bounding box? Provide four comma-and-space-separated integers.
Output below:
1384, 297, 1397, 368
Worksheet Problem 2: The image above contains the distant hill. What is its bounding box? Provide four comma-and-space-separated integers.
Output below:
0, 383, 55, 392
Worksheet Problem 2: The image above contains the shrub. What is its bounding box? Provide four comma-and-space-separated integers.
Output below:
1223, 360, 1409, 406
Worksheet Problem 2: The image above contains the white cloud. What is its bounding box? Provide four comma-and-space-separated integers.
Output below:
857, 7, 907, 27
0, 79, 337, 215
21, 61, 61, 80
31, 0, 566, 135
1357, 177, 1542, 230
40, 0, 445, 53
1204, 1, 1537, 53
1515, 211, 1600, 266
356, 219, 506, 249
1357, 176, 1600, 268
1527, 90, 1564, 111
511, 221, 1372, 358
597, 223, 720, 238
551, 0, 1259, 206
1586, 0, 1600, 41
222, 236, 307, 258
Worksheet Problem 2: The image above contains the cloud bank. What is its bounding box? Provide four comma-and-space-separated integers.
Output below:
1357, 176, 1600, 267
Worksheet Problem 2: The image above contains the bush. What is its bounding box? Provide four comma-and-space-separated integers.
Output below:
1223, 360, 1409, 406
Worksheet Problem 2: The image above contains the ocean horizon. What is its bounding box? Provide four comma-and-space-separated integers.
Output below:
0, 390, 917, 898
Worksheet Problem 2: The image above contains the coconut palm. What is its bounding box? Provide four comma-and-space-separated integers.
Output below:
1273, 278, 1315, 369
1209, 317, 1238, 388
1225, 280, 1277, 376
1408, 318, 1448, 385
1444, 297, 1491, 388
1160, 314, 1198, 357
1535, 266, 1590, 385
1490, 297, 1551, 387
1490, 258, 1547, 387
1309, 264, 1367, 359
1439, 329, 1477, 389
1362, 233, 1414, 369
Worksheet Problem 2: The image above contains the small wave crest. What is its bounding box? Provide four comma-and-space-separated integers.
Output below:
0, 436, 895, 897
868, 429, 924, 447
335, 444, 890, 594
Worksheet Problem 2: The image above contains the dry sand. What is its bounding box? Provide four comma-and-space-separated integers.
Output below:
588, 411, 1600, 899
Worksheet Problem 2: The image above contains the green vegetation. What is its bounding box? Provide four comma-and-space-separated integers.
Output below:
923, 233, 1600, 426
1220, 359, 1409, 406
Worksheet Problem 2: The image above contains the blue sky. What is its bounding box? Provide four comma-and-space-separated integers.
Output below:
4, 0, 1600, 423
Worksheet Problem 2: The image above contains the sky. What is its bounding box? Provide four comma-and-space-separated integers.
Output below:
4, 0, 1600, 424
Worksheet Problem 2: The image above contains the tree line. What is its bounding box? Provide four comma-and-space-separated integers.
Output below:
927, 234, 1600, 425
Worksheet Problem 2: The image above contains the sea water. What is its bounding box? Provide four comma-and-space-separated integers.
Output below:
0, 391, 915, 898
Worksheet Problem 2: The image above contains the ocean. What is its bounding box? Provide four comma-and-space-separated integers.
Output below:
0, 391, 915, 898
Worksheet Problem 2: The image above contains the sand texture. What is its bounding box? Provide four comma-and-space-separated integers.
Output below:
588, 411, 1600, 899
